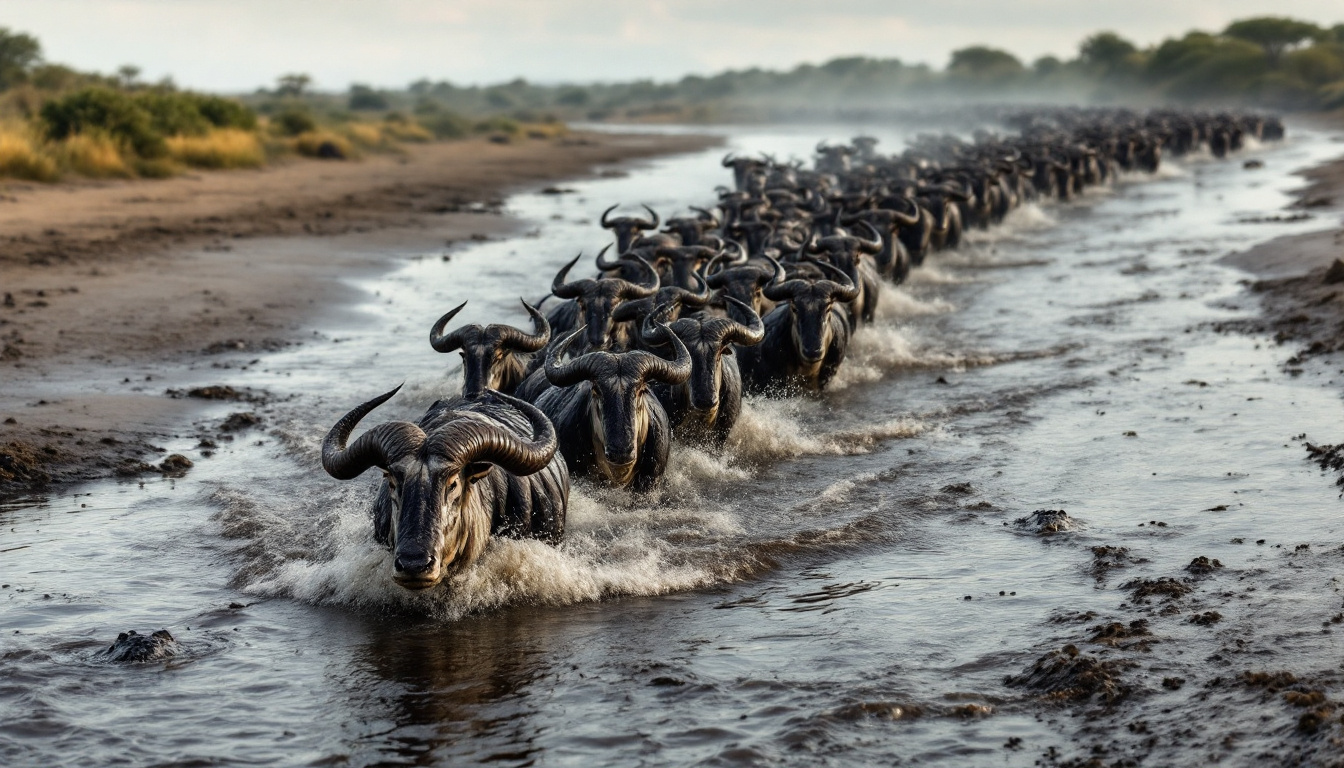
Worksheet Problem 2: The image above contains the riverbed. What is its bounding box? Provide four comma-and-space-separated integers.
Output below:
3, 120, 1343, 767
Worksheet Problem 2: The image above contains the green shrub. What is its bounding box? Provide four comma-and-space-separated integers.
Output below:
272, 108, 317, 136
425, 111, 471, 139
137, 91, 212, 136
193, 95, 257, 130
39, 87, 165, 157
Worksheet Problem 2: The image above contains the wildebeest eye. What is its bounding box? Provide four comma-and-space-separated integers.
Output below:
447, 480, 458, 492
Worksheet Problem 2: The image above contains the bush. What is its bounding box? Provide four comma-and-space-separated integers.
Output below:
348, 84, 390, 111
381, 119, 432, 142
425, 111, 471, 139
0, 130, 58, 181
271, 108, 317, 136
166, 128, 264, 169
40, 87, 165, 157
137, 91, 212, 137
192, 95, 257, 130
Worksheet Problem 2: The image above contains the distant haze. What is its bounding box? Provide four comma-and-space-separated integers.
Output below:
6, 0, 1342, 92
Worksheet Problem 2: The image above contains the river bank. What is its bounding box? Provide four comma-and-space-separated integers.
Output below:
0, 131, 721, 487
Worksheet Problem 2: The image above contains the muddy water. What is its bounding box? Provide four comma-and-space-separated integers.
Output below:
4, 123, 1344, 767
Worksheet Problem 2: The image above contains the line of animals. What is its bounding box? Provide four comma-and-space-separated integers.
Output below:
320, 108, 1282, 590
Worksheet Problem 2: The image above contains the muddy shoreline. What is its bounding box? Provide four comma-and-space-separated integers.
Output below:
0, 131, 721, 489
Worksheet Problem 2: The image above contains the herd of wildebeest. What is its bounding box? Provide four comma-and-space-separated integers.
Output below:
320, 108, 1282, 590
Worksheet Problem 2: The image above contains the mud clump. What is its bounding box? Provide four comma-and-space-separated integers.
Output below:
1091, 546, 1140, 579
1190, 611, 1223, 626
100, 629, 183, 663
1185, 556, 1224, 576
1089, 619, 1151, 648
1017, 509, 1075, 534
1121, 577, 1192, 602
0, 440, 53, 483
1007, 644, 1133, 705
941, 482, 974, 495
828, 701, 924, 721
219, 412, 262, 432
1304, 441, 1344, 493
158, 454, 194, 476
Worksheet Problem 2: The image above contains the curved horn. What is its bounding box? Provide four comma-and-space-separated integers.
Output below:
640, 204, 660, 230
551, 254, 586, 299
638, 303, 677, 346
621, 255, 660, 295
321, 385, 425, 480
592, 243, 620, 272
543, 326, 593, 388
496, 298, 551, 353
636, 325, 692, 385
722, 153, 737, 168
690, 205, 720, 226
428, 300, 470, 353
436, 390, 557, 477
600, 204, 618, 229
855, 220, 884, 254
815, 259, 861, 302
764, 253, 787, 286
721, 296, 765, 347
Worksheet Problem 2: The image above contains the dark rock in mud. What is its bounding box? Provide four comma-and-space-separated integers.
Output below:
1324, 259, 1344, 286
1190, 611, 1223, 626
158, 454, 193, 475
1007, 644, 1133, 705
115, 459, 158, 477
1162, 676, 1185, 690
1016, 509, 1075, 534
941, 482, 974, 495
1121, 577, 1192, 602
1185, 556, 1224, 575
219, 412, 262, 432
828, 701, 923, 721
166, 385, 265, 403
100, 629, 183, 663
1090, 546, 1139, 579
1089, 619, 1151, 648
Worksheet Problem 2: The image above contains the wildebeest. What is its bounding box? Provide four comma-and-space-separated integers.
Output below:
322, 386, 568, 589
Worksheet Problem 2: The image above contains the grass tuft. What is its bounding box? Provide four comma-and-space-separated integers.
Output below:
167, 128, 265, 169
0, 130, 59, 181
55, 132, 133, 178
292, 131, 356, 160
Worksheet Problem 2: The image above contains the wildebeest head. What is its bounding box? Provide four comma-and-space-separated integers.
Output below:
642, 296, 764, 415
763, 261, 859, 365
600, 204, 660, 253
706, 252, 785, 316
551, 253, 659, 350
429, 299, 550, 399
545, 324, 690, 477
322, 387, 557, 590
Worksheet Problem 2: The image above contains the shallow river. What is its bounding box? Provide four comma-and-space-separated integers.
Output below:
3, 121, 1344, 767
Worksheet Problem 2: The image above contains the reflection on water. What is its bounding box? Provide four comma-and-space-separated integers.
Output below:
2, 120, 1344, 766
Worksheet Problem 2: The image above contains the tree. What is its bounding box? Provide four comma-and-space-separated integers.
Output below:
348, 83, 389, 111
116, 64, 141, 88
0, 27, 42, 90
1079, 32, 1138, 71
948, 46, 1024, 85
1223, 17, 1322, 64
1033, 55, 1063, 76
275, 73, 311, 97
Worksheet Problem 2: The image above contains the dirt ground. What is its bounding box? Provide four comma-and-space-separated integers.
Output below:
0, 131, 720, 488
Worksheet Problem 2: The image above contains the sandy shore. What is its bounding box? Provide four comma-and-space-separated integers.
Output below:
1219, 143, 1344, 370
0, 131, 721, 488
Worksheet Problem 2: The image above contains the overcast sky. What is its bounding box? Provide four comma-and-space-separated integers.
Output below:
5, 1, 1342, 92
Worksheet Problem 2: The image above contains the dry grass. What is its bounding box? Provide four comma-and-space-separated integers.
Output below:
292, 130, 356, 160
381, 121, 433, 143
56, 132, 133, 178
0, 129, 59, 181
166, 128, 265, 169
343, 123, 384, 148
